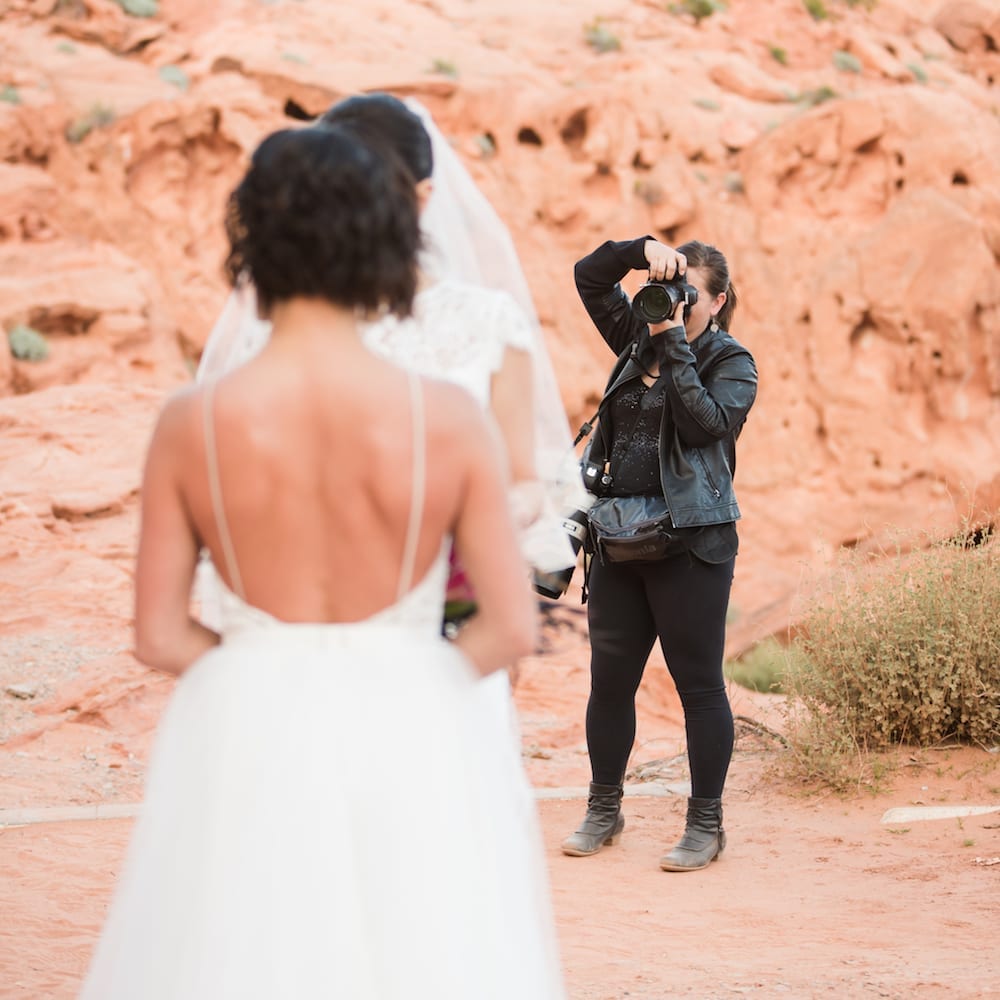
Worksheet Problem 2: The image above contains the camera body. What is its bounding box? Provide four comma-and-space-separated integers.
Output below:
633, 276, 698, 325
582, 456, 613, 497
532, 508, 591, 599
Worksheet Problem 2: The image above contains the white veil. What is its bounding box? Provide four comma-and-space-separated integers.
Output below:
196, 99, 582, 576
404, 100, 585, 551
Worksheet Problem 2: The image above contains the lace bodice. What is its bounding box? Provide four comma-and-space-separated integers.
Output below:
362, 279, 534, 406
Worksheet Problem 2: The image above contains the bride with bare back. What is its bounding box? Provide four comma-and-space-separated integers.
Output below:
79, 125, 565, 998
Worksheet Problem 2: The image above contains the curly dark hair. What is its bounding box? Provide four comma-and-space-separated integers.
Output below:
318, 93, 433, 183
224, 125, 420, 317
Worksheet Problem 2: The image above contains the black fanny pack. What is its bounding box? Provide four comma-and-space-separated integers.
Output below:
587, 495, 699, 563
576, 345, 701, 566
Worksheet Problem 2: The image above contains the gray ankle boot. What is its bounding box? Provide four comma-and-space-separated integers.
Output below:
659, 796, 725, 871
561, 782, 625, 857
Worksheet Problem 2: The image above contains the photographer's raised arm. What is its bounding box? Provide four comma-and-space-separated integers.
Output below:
650, 325, 757, 447
574, 237, 660, 356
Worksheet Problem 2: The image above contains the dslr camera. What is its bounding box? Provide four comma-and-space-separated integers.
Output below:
632, 274, 698, 325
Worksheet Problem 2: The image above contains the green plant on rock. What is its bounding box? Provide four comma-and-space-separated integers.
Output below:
0, 85, 21, 105
796, 85, 837, 106
670, 0, 727, 23
428, 57, 459, 78
584, 20, 621, 54
65, 103, 116, 143
7, 325, 50, 362
474, 134, 496, 158
634, 179, 665, 206
114, 0, 159, 16
768, 43, 788, 65
832, 50, 863, 73
803, 0, 828, 20
158, 65, 190, 91
908, 62, 929, 83
723, 171, 745, 193
782, 525, 1000, 789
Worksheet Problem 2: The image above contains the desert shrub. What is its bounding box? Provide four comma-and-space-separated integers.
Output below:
768, 44, 788, 65
783, 526, 1000, 787
8, 325, 50, 361
803, 0, 828, 19
584, 20, 621, 54
1, 85, 21, 105
66, 103, 115, 143
908, 62, 928, 83
725, 637, 788, 693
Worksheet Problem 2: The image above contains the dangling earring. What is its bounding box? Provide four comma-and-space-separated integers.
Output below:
710, 319, 719, 332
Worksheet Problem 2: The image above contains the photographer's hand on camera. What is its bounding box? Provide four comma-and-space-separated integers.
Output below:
642, 239, 686, 282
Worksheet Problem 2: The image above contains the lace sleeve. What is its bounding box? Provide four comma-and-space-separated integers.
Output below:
486, 289, 535, 358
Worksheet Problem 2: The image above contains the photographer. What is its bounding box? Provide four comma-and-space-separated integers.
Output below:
561, 236, 757, 871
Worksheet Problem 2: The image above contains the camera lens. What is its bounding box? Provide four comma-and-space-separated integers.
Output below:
633, 282, 680, 324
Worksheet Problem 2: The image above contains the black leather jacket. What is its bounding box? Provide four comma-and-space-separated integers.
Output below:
575, 237, 758, 529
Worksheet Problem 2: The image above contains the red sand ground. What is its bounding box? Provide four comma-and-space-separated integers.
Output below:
2, 633, 998, 1000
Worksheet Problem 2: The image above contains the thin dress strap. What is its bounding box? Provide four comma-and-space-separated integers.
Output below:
397, 371, 426, 601
202, 382, 247, 601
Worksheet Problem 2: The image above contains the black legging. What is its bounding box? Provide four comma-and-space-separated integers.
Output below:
586, 551, 735, 798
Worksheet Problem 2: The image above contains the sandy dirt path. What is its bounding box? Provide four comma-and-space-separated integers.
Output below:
3, 718, 998, 1000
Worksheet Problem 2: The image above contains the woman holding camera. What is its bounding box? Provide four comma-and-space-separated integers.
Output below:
561, 236, 757, 871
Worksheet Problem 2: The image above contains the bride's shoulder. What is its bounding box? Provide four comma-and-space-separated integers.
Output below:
151, 383, 201, 435
421, 376, 490, 444
421, 378, 505, 486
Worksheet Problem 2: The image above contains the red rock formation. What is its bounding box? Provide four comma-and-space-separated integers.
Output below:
1, 0, 998, 717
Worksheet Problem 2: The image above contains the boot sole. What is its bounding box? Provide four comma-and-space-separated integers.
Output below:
658, 850, 722, 872
561, 819, 625, 857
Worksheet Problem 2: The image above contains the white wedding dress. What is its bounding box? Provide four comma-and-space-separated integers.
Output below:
79, 376, 565, 1000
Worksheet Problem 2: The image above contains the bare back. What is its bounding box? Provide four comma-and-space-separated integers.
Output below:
182, 341, 475, 624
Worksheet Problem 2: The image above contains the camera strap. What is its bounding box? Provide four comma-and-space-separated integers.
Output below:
573, 342, 641, 446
